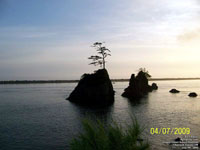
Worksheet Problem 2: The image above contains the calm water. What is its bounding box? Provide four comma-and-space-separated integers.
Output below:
0, 80, 200, 150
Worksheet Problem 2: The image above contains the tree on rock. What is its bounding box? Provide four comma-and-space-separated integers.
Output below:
67, 42, 114, 107
88, 42, 111, 69
138, 68, 151, 78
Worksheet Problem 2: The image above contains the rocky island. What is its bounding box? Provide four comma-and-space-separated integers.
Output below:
67, 69, 115, 107
188, 92, 198, 97
169, 89, 180, 93
122, 71, 158, 100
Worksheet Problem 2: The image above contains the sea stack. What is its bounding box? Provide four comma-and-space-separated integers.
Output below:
67, 69, 115, 107
122, 71, 157, 100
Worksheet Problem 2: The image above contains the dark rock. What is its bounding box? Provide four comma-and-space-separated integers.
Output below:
169, 89, 180, 93
67, 69, 114, 107
121, 71, 157, 100
174, 137, 182, 142
151, 83, 158, 90
169, 137, 182, 145
188, 92, 198, 97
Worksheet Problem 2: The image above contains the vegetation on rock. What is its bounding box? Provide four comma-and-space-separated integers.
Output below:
122, 69, 157, 100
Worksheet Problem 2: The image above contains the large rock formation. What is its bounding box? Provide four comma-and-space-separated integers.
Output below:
67, 69, 115, 107
122, 71, 157, 100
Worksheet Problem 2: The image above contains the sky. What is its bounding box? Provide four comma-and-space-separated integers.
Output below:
0, 0, 200, 80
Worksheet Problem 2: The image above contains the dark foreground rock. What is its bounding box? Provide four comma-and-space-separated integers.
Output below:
67, 69, 114, 107
121, 71, 157, 100
174, 137, 182, 142
169, 89, 180, 93
188, 92, 198, 97
169, 137, 182, 145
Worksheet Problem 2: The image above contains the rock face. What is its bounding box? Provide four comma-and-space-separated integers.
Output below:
169, 89, 180, 93
121, 71, 157, 100
188, 92, 198, 97
67, 69, 115, 107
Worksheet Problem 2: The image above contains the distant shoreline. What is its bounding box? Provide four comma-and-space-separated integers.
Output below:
0, 78, 200, 84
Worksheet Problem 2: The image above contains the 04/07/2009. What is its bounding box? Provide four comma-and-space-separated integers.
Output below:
150, 128, 190, 135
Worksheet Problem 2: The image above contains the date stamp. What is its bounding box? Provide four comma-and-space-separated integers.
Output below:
150, 128, 190, 135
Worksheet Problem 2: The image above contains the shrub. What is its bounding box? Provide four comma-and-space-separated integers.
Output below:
70, 117, 149, 150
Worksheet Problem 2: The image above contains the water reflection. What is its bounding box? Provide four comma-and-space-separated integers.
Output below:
0, 81, 200, 150
69, 102, 114, 123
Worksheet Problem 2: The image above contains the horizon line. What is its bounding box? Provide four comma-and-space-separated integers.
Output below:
1, 77, 200, 84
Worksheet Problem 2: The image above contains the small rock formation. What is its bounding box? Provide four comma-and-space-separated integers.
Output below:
174, 137, 182, 142
121, 71, 157, 100
151, 83, 158, 90
67, 69, 114, 107
169, 89, 180, 93
169, 137, 182, 145
188, 92, 198, 97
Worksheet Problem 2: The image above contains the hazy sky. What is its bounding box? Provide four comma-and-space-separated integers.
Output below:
0, 0, 200, 80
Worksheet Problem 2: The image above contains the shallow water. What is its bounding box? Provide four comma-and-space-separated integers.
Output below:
0, 80, 200, 150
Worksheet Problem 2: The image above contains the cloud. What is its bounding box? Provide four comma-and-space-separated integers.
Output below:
178, 29, 200, 42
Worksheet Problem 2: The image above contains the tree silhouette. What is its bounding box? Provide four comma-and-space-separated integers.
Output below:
88, 42, 111, 69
